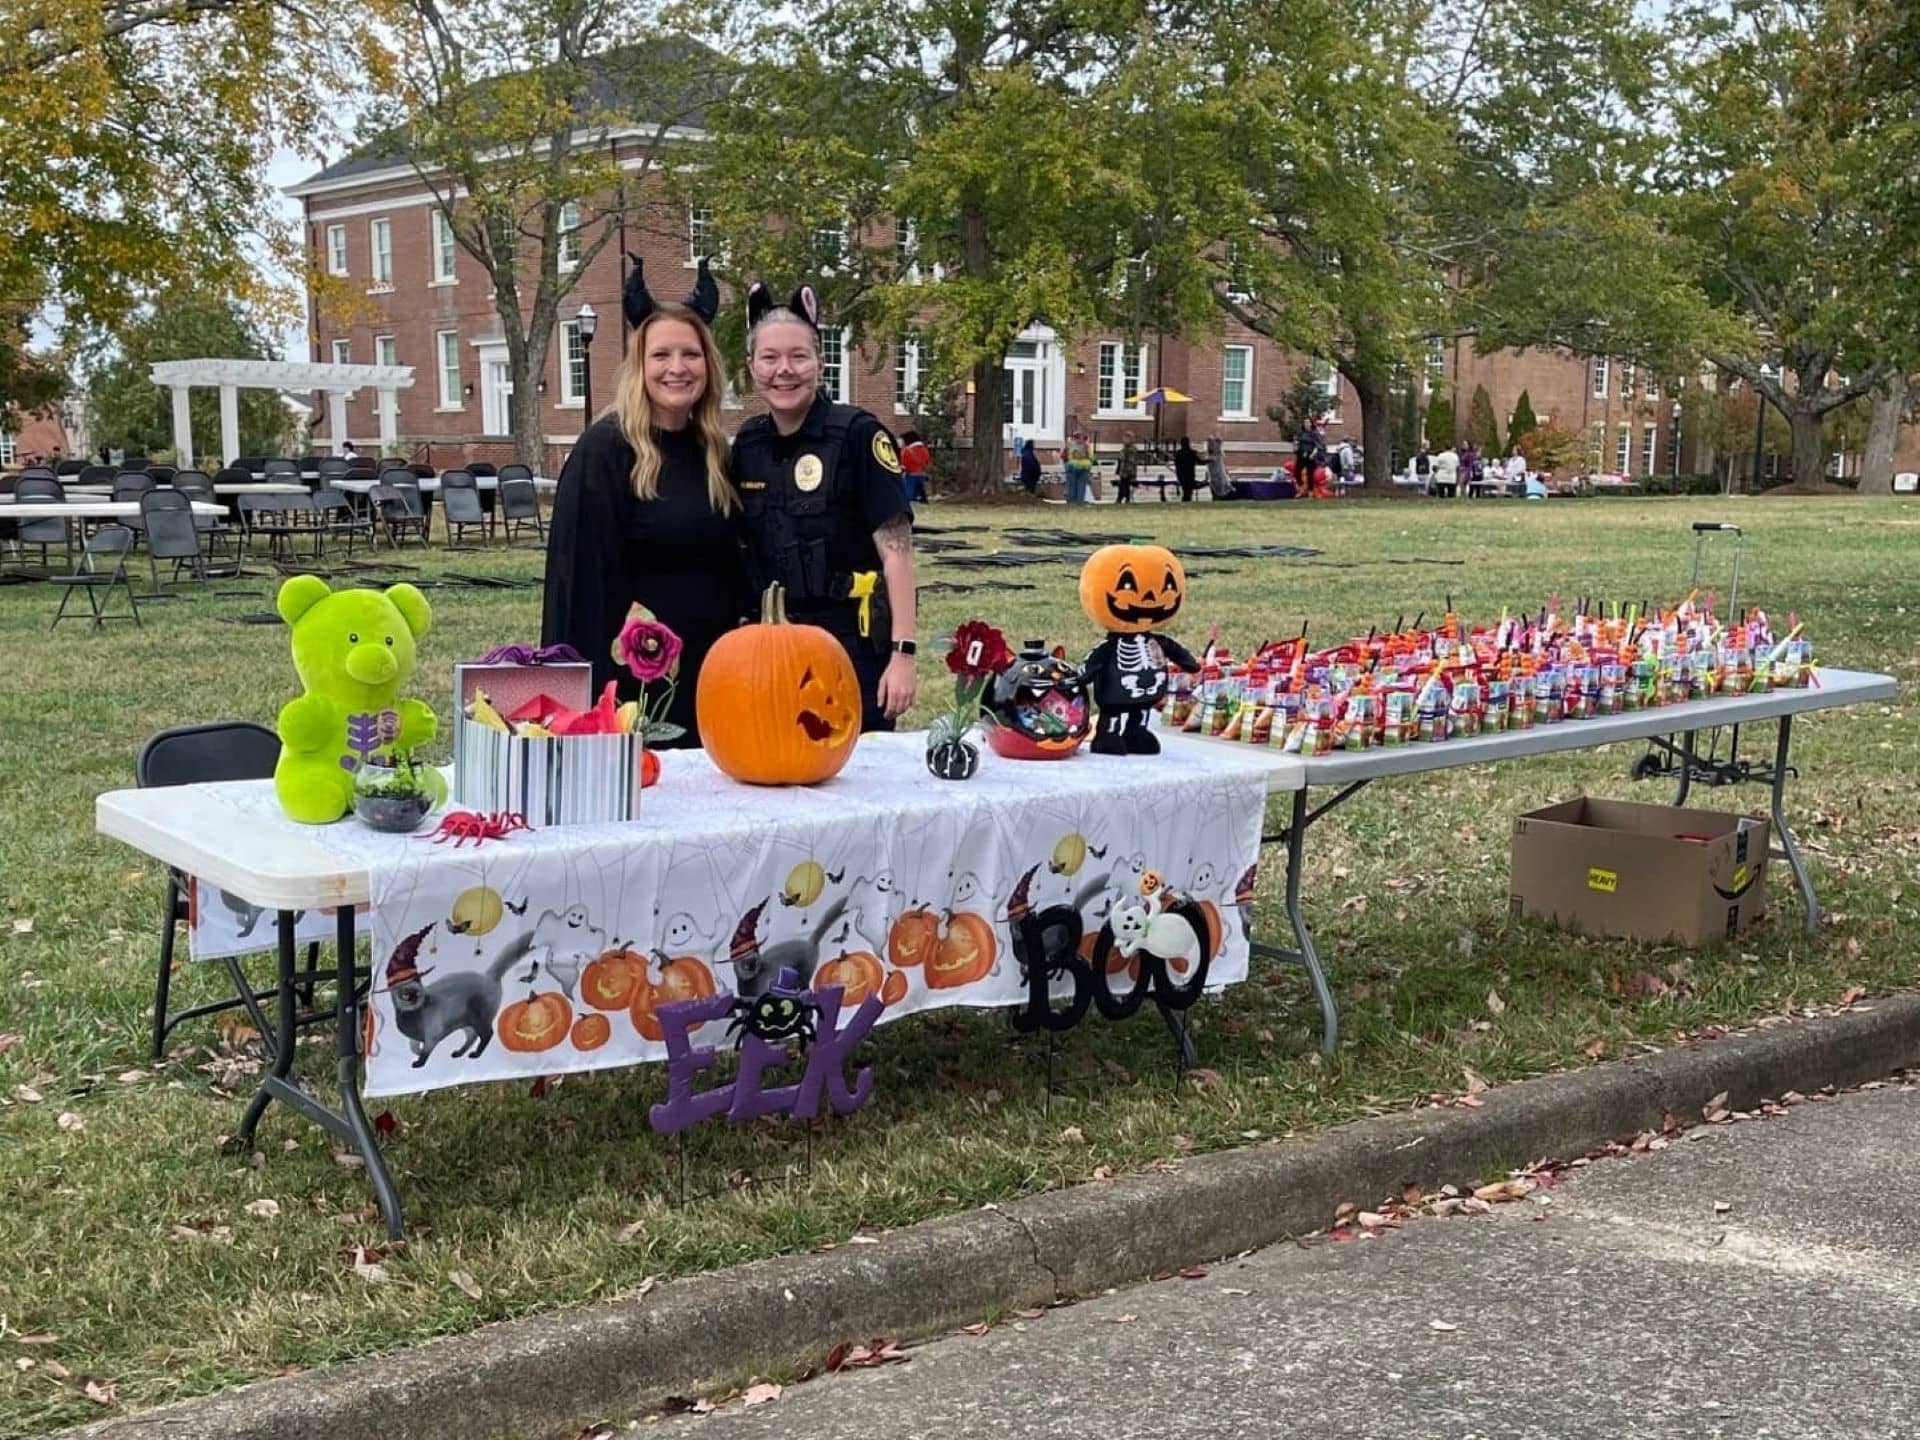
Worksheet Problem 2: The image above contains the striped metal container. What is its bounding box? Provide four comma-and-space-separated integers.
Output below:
452, 716, 645, 827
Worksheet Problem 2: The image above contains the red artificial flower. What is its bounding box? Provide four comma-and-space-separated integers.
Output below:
946, 620, 1014, 680
614, 605, 684, 684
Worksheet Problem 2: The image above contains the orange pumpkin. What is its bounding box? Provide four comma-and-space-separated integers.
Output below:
499, 992, 572, 1052
887, 907, 941, 969
630, 953, 719, 1041
815, 950, 886, 1007
1078, 543, 1187, 633
581, 946, 646, 1011
1196, 900, 1223, 958
880, 969, 909, 1006
696, 583, 861, 785
927, 912, 997, 989
570, 1013, 612, 1051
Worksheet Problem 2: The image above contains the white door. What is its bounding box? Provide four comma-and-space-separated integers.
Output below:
475, 345, 513, 436
999, 326, 1065, 445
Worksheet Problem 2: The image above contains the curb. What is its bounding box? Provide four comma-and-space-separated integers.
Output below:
54, 991, 1920, 1440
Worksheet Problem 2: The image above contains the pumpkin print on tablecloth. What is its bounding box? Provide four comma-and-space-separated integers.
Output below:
570, 1013, 612, 1051
887, 907, 941, 969
630, 953, 719, 1041
926, 912, 996, 990
581, 945, 646, 1011
697, 583, 861, 785
499, 992, 572, 1052
1078, 543, 1187, 634
815, 950, 885, 1007
879, 969, 909, 1006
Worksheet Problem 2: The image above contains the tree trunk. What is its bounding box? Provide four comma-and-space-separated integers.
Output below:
1353, 369, 1394, 489
1861, 374, 1911, 495
957, 195, 1001, 494
1787, 403, 1827, 489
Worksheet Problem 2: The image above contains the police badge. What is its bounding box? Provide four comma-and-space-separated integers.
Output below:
794, 454, 825, 492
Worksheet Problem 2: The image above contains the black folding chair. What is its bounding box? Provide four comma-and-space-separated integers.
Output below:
499, 476, 546, 545
438, 468, 491, 546
141, 489, 209, 589
52, 524, 142, 630
465, 461, 499, 479
369, 483, 429, 548
114, 473, 157, 538
262, 458, 301, 487
315, 457, 350, 492
55, 458, 87, 477
170, 471, 239, 569
315, 486, 377, 555
146, 464, 177, 484
10, 475, 70, 569
136, 722, 335, 1060
75, 465, 116, 488
392, 478, 431, 544
238, 493, 302, 560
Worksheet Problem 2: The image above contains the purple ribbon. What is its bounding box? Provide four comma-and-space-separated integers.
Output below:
474, 643, 586, 666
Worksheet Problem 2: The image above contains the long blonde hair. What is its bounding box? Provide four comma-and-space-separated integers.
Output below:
611, 304, 737, 515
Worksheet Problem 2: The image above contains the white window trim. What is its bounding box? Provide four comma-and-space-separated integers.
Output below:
686, 205, 713, 267
326, 224, 348, 277
436, 329, 463, 411
368, 217, 393, 290
1313, 361, 1342, 422
894, 336, 923, 414
429, 210, 458, 286
331, 338, 352, 366
1221, 344, 1254, 420
1093, 341, 1150, 418
0, 431, 15, 466
1614, 426, 1631, 473
1619, 359, 1636, 398
1645, 372, 1660, 401
1641, 423, 1656, 475
1591, 356, 1609, 398
820, 326, 850, 404
557, 320, 586, 408
556, 201, 582, 271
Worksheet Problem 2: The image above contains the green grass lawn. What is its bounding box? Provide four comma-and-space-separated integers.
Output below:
2, 496, 1916, 1434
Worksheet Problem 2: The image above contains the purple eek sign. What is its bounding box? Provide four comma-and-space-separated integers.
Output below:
647, 983, 886, 1134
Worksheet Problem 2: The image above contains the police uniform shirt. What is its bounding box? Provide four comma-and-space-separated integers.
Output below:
732, 393, 912, 612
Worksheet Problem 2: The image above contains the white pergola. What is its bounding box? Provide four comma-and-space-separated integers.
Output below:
149, 358, 416, 465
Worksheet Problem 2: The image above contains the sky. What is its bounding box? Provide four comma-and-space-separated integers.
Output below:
267, 145, 330, 361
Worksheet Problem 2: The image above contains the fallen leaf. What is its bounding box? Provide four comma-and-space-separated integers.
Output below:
1486, 988, 1506, 1016
12, 1358, 33, 1373
961, 1322, 992, 1337
822, 1341, 851, 1372
1429, 1319, 1458, 1333
449, 1270, 483, 1301
1472, 1180, 1532, 1203
1702, 1091, 1729, 1121
615, 1221, 647, 1243
13, 1333, 59, 1345
1839, 986, 1867, 1008
12, 917, 33, 935
244, 1198, 281, 1219
1713, 1201, 1732, 1215
42, 1359, 71, 1380
740, 1382, 782, 1407
1186, 1067, 1223, 1090
56, 1111, 84, 1132
1171, 1133, 1194, 1151
81, 1377, 119, 1406
347, 1247, 390, 1283
116, 1069, 147, 1084
330, 1148, 365, 1171
1090, 1164, 1115, 1181
1057, 1125, 1086, 1144
1099, 1313, 1138, 1324
1584, 1038, 1608, 1059
374, 1110, 397, 1136
1178, 1265, 1208, 1280
848, 1234, 880, 1245
1219, 1286, 1251, 1296
0, 1035, 20, 1055
14, 1085, 41, 1104
1462, 1067, 1489, 1096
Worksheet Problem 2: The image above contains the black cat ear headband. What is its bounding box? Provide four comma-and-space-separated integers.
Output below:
745, 281, 821, 334
623, 254, 720, 328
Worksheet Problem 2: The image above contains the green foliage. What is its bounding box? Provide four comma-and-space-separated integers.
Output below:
1507, 389, 1539, 453
1517, 422, 1582, 473
1464, 383, 1502, 455
1269, 372, 1328, 439
85, 286, 294, 463
1424, 388, 1455, 450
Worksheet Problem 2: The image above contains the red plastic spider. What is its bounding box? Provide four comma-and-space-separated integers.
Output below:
417, 810, 532, 847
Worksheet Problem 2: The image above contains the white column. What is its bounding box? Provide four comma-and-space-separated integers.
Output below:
328, 391, 350, 455
377, 387, 398, 454
170, 386, 194, 466
218, 384, 241, 465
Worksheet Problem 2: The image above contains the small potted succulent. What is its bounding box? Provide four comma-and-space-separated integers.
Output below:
927, 620, 1014, 780
351, 746, 438, 832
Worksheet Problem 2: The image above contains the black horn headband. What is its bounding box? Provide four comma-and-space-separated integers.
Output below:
624, 254, 719, 328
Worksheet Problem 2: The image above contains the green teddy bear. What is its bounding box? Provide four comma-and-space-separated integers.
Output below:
274, 575, 447, 824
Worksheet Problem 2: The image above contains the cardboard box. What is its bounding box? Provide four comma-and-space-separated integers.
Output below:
1510, 797, 1768, 945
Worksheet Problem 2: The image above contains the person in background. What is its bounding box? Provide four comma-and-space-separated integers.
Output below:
1414, 443, 1432, 489
1336, 436, 1355, 482
1060, 430, 1094, 504
1205, 433, 1231, 499
1114, 438, 1138, 504
1505, 448, 1528, 494
341, 440, 359, 463
1173, 435, 1199, 502
899, 428, 932, 503
1019, 438, 1042, 494
1428, 441, 1461, 498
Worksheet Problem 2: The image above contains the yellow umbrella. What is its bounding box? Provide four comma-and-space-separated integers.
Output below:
1125, 386, 1193, 406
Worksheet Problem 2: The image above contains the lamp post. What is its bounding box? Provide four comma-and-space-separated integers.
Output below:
577, 303, 598, 425
1751, 373, 1767, 495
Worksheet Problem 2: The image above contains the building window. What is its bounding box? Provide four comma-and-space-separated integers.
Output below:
687, 206, 712, 264
894, 336, 922, 410
558, 320, 586, 405
896, 220, 920, 283
1222, 345, 1253, 419
1313, 359, 1340, 411
557, 201, 581, 269
1588, 422, 1605, 467
1645, 370, 1660, 401
1591, 357, 1609, 397
326, 224, 348, 276
1619, 359, 1636, 398
0, 431, 15, 466
331, 338, 351, 366
1224, 241, 1253, 303
1641, 424, 1656, 476
437, 330, 461, 408
815, 220, 849, 272
1097, 341, 1148, 414
820, 326, 848, 403
375, 335, 397, 368
369, 219, 392, 287
1426, 336, 1446, 378
1614, 425, 1631, 473
430, 210, 457, 283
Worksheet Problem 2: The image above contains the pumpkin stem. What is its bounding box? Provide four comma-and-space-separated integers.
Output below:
761, 582, 788, 626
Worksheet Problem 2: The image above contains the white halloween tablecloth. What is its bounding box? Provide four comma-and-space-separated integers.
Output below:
359, 733, 1272, 1098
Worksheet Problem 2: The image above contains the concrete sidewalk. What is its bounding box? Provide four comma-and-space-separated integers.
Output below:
645, 1080, 1920, 1440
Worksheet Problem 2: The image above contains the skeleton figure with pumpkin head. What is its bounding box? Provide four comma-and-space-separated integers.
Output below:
1078, 543, 1199, 755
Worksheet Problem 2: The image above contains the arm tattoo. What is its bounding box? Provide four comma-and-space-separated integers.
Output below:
874, 514, 913, 558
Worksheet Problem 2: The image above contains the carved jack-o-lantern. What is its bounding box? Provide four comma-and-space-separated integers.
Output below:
926, 911, 997, 990
697, 583, 862, 785
570, 1013, 612, 1051
630, 953, 719, 1041
815, 950, 885, 1007
887, 907, 941, 969
581, 945, 646, 1011
499, 991, 572, 1052
1078, 544, 1187, 634
986, 638, 1091, 760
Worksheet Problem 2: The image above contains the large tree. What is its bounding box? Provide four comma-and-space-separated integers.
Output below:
0, 0, 364, 427
688, 0, 1194, 490
359, 3, 732, 466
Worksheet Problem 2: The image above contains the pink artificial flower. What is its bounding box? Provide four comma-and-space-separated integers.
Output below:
614, 605, 683, 683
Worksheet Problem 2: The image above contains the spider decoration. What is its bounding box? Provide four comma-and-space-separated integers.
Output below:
417, 809, 532, 848
725, 968, 819, 1048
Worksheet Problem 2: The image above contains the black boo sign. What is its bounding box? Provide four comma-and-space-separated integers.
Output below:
1008, 897, 1214, 1033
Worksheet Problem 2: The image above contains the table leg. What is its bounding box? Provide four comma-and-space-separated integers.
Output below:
1769, 714, 1819, 935
1250, 787, 1350, 1055
333, 907, 405, 1239
1672, 730, 1696, 805
235, 910, 300, 1149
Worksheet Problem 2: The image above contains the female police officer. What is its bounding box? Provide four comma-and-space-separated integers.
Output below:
730, 282, 918, 730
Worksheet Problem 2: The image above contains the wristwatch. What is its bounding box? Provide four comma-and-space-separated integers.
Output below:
890, 639, 918, 656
